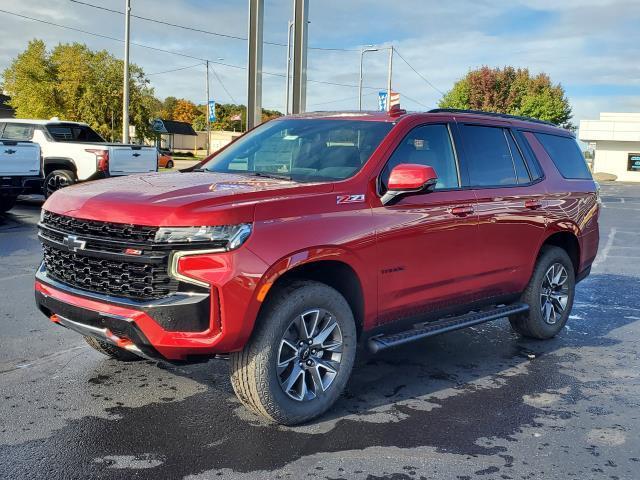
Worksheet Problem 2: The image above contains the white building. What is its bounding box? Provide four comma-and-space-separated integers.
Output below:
579, 112, 640, 182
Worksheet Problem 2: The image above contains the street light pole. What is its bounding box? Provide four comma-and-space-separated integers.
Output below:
205, 60, 211, 156
122, 0, 131, 143
386, 46, 393, 111
285, 20, 293, 115
358, 46, 378, 111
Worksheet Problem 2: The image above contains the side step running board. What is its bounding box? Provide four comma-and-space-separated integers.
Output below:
368, 303, 529, 354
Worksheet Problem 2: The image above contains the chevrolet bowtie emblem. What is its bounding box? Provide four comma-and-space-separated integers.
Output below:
62, 235, 86, 252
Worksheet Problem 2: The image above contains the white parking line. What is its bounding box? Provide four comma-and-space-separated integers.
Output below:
593, 227, 616, 267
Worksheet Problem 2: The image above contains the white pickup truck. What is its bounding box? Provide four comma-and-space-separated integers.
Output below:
0, 139, 41, 213
0, 119, 157, 197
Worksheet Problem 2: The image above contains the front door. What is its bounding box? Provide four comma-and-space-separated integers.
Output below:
374, 123, 481, 325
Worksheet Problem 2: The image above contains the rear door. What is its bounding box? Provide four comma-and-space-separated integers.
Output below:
457, 123, 547, 296
0, 140, 41, 176
108, 146, 157, 175
374, 122, 482, 325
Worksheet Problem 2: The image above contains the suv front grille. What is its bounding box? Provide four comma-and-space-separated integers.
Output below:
42, 244, 175, 299
39, 211, 178, 300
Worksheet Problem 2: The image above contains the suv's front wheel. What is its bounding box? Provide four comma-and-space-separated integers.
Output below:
230, 280, 356, 425
510, 246, 576, 339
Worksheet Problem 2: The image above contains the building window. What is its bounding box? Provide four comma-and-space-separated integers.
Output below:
628, 153, 640, 172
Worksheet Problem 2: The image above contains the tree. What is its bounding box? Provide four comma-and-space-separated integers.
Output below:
2, 40, 156, 141
439, 66, 573, 128
172, 99, 200, 124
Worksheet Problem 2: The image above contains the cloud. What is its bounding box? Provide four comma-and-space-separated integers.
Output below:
0, 0, 637, 122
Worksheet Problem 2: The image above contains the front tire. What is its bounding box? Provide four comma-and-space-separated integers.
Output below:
44, 169, 76, 198
230, 280, 357, 425
510, 246, 575, 339
166, 160, 174, 169
84, 336, 143, 361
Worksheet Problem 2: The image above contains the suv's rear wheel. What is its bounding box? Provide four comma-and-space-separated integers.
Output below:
44, 169, 76, 198
230, 280, 356, 425
84, 336, 143, 361
510, 246, 575, 339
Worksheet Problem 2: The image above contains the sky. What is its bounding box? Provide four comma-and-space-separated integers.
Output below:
0, 0, 639, 125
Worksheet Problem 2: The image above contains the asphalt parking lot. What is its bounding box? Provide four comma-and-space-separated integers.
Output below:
1, 183, 639, 480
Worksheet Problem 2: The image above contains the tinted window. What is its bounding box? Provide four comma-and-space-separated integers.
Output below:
204, 119, 393, 183
506, 131, 530, 183
535, 133, 592, 179
382, 124, 459, 190
513, 130, 544, 180
461, 125, 517, 186
2, 123, 34, 140
46, 124, 105, 142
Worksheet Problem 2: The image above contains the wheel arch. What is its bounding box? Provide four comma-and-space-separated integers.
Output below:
254, 250, 367, 337
43, 157, 77, 176
538, 229, 581, 274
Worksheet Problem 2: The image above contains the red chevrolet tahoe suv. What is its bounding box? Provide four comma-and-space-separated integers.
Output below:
35, 109, 600, 424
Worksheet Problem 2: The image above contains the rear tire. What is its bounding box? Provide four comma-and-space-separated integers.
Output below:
510, 246, 575, 339
84, 336, 143, 361
166, 160, 174, 169
44, 169, 76, 198
230, 280, 357, 425
0, 195, 18, 213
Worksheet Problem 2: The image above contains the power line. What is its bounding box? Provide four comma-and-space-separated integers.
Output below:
0, 9, 385, 97
208, 63, 239, 104
69, 0, 358, 52
147, 62, 204, 76
394, 48, 445, 96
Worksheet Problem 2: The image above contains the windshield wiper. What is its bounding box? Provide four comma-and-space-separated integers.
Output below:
245, 171, 293, 181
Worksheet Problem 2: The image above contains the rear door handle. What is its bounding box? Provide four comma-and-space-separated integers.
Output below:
524, 199, 543, 209
451, 205, 474, 216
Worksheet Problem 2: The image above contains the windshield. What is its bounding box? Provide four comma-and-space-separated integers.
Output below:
46, 124, 105, 142
203, 119, 393, 182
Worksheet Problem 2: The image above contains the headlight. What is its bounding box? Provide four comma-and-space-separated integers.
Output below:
154, 223, 252, 250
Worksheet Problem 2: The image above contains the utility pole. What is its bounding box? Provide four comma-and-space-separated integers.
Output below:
122, 0, 131, 143
285, 20, 293, 115
205, 60, 211, 155
386, 46, 394, 111
247, 0, 264, 130
291, 0, 308, 114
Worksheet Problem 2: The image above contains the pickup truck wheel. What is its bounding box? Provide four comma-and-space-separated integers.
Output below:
44, 169, 76, 198
230, 280, 357, 425
84, 336, 143, 361
510, 246, 575, 339
0, 195, 18, 213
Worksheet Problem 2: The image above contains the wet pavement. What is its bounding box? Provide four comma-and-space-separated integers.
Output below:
1, 185, 639, 479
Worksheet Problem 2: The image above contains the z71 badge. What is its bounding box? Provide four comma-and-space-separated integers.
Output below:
336, 194, 365, 204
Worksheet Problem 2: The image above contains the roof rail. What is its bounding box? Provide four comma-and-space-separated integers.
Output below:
427, 108, 557, 127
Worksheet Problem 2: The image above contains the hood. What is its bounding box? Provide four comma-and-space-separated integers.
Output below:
44, 172, 333, 226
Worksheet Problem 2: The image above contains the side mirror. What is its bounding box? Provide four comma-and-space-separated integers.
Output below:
381, 164, 438, 205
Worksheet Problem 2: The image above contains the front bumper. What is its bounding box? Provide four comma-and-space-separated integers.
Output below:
35, 265, 219, 361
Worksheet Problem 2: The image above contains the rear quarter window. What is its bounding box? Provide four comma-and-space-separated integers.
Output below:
535, 133, 592, 179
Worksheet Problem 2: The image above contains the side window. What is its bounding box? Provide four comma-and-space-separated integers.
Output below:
505, 131, 531, 183
382, 124, 459, 190
2, 123, 34, 141
535, 133, 592, 179
513, 130, 544, 180
0, 122, 5, 137
460, 125, 518, 186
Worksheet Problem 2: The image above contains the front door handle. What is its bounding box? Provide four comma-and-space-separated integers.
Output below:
524, 199, 543, 209
451, 205, 474, 216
